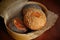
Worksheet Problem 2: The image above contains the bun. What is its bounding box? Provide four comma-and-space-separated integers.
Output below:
13, 17, 27, 33
23, 7, 46, 30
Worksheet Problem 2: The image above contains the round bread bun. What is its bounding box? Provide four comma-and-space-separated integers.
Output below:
23, 7, 47, 30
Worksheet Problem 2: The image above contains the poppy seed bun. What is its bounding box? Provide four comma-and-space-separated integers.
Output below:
23, 6, 47, 30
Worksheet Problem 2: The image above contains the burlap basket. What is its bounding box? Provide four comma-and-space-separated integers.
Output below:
0, 1, 58, 40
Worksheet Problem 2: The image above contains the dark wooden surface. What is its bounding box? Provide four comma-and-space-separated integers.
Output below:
0, 0, 60, 40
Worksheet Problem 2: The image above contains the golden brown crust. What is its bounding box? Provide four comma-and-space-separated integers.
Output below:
23, 8, 46, 30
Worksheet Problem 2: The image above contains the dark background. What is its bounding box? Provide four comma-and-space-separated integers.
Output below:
0, 0, 60, 40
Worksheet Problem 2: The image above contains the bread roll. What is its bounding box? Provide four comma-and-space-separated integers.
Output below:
13, 17, 27, 32
23, 7, 46, 30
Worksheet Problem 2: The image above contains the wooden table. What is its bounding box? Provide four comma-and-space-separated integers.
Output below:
0, 0, 60, 40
